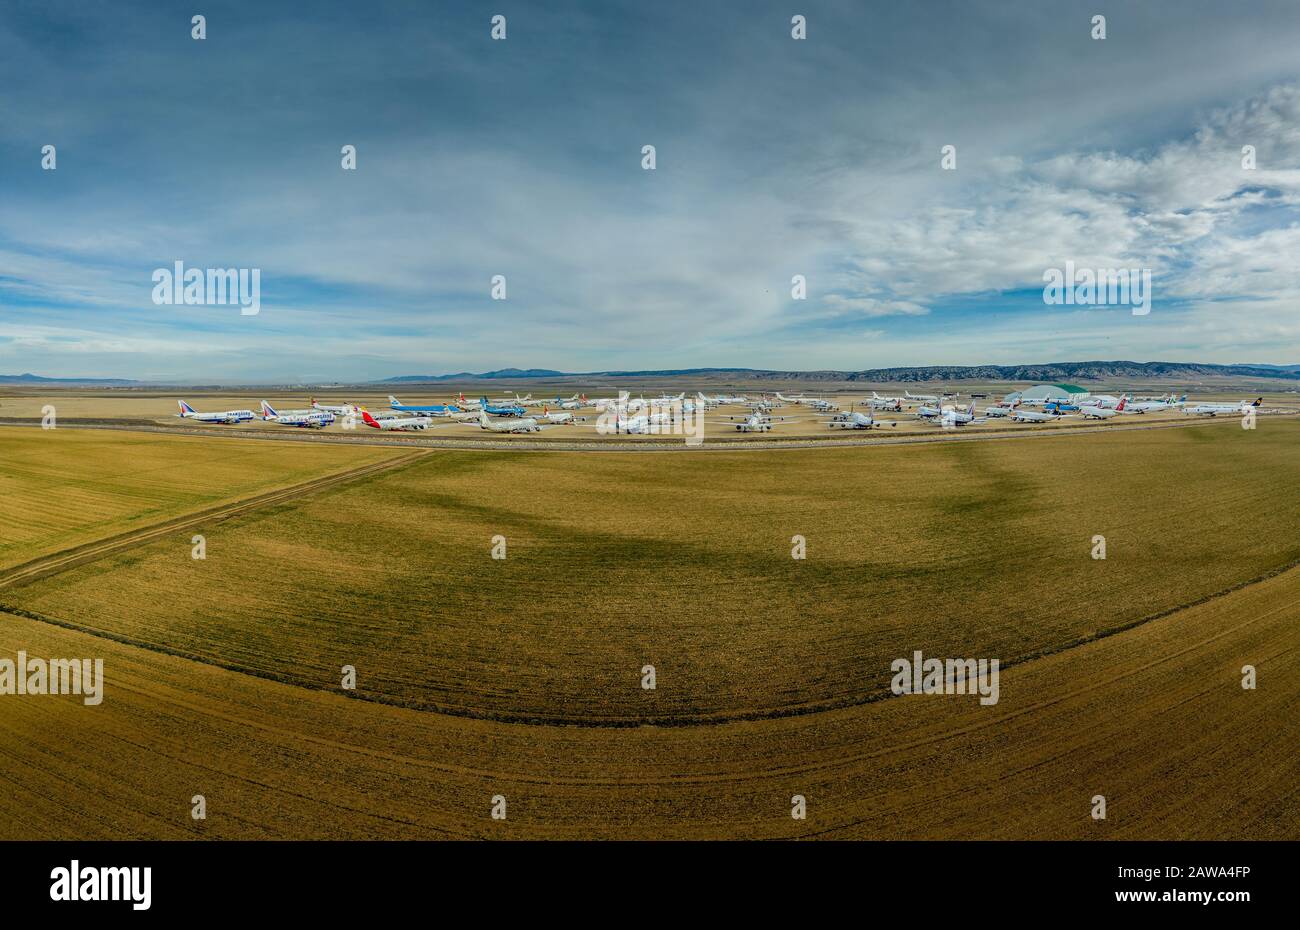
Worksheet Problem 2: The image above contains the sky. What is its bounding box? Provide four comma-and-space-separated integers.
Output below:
3, 0, 1300, 381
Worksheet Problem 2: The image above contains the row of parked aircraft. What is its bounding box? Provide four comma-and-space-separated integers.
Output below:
173, 390, 1266, 434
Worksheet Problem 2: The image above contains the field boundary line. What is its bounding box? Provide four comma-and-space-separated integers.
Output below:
0, 450, 431, 591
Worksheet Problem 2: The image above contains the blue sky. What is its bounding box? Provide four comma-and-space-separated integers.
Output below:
3, 0, 1300, 381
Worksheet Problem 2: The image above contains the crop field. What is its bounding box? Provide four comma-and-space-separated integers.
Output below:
0, 428, 407, 571
0, 419, 1296, 838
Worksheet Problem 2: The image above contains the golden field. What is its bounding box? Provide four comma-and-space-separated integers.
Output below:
0, 428, 406, 570
0, 418, 1296, 838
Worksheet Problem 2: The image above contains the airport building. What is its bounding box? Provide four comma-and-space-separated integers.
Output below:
1004, 383, 1091, 404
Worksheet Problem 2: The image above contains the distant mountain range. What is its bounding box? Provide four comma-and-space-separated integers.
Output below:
5, 361, 1297, 386
0, 372, 138, 385
383, 368, 566, 381
378, 361, 1300, 383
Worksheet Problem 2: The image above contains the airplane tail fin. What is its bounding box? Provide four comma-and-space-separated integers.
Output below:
478, 409, 490, 427
261, 400, 277, 418
1116, 397, 1127, 411
361, 410, 381, 428
178, 400, 195, 415
1252, 397, 1262, 406
388, 395, 401, 407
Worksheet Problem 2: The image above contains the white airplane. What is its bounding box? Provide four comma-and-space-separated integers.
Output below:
1186, 397, 1262, 416
1010, 407, 1069, 423
361, 409, 431, 431
775, 392, 835, 410
1078, 397, 1129, 419
310, 397, 355, 415
825, 410, 892, 430
536, 406, 585, 424
476, 409, 543, 433
177, 401, 255, 424
923, 402, 982, 427
260, 401, 334, 428
489, 393, 533, 407
982, 401, 1020, 418
905, 390, 941, 404
1124, 393, 1187, 413
542, 393, 586, 410
864, 392, 904, 411
1085, 394, 1123, 409
722, 412, 787, 432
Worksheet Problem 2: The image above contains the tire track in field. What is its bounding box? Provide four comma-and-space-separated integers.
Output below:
0, 450, 430, 591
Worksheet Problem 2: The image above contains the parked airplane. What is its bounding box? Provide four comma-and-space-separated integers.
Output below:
905, 390, 941, 404
537, 406, 586, 424
723, 413, 788, 432
309, 395, 356, 413
388, 395, 462, 416
477, 409, 542, 433
923, 402, 982, 427
826, 411, 892, 429
1085, 394, 1123, 409
982, 401, 1020, 417
479, 396, 527, 417
177, 401, 255, 424
1009, 407, 1069, 423
1123, 393, 1187, 414
864, 392, 904, 411
361, 410, 431, 430
1186, 397, 1262, 416
260, 401, 333, 427
258, 400, 313, 418
1077, 397, 1128, 419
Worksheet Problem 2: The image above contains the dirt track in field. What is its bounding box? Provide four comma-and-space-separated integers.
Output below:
0, 450, 428, 592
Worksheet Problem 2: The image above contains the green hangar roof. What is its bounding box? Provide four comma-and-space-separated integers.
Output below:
1053, 383, 1088, 393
